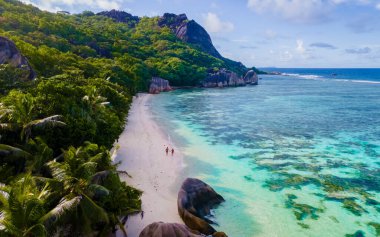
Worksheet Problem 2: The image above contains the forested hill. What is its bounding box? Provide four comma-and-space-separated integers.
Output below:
0, 0, 255, 89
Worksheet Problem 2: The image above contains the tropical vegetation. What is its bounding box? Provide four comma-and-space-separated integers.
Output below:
0, 0, 254, 235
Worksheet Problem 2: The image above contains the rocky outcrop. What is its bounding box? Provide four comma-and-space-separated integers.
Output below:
157, 13, 248, 74
139, 222, 227, 237
202, 69, 243, 88
178, 178, 226, 236
243, 70, 259, 85
158, 13, 222, 59
0, 36, 35, 79
202, 68, 259, 88
139, 222, 202, 237
149, 77, 172, 94
97, 10, 139, 27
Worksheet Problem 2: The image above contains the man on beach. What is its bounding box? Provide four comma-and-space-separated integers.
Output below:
171, 148, 174, 155
165, 146, 169, 155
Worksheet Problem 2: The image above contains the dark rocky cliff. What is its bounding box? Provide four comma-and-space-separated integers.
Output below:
158, 13, 222, 59
158, 13, 247, 75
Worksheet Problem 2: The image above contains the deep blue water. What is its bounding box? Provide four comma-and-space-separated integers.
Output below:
261, 68, 380, 83
150, 69, 380, 237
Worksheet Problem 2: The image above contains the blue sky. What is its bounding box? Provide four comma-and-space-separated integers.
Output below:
21, 0, 380, 68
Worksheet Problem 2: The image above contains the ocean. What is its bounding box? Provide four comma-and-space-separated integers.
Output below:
149, 69, 380, 237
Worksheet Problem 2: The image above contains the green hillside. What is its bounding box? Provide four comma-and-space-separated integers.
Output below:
0, 0, 242, 88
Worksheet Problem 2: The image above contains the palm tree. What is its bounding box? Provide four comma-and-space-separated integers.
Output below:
0, 93, 66, 142
0, 175, 47, 237
0, 94, 65, 176
82, 88, 110, 113
41, 144, 110, 235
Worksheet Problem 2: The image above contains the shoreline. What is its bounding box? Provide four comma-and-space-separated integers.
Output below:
113, 93, 185, 237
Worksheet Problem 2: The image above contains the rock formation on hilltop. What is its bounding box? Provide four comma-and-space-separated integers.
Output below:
98, 11, 254, 76
97, 10, 139, 27
0, 36, 35, 80
158, 13, 248, 75
95, 10, 263, 88
158, 13, 222, 59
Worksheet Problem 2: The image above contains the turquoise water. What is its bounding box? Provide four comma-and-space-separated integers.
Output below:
149, 74, 380, 237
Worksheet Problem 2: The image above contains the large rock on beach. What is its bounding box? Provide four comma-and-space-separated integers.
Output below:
139, 222, 202, 237
177, 178, 226, 236
202, 68, 259, 88
139, 222, 227, 237
243, 69, 259, 85
202, 68, 244, 88
149, 77, 172, 94
0, 36, 36, 79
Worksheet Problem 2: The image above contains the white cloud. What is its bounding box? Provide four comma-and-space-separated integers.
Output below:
376, 3, 380, 9
22, 0, 126, 12
96, 0, 121, 9
295, 39, 315, 59
296, 39, 305, 54
202, 12, 234, 33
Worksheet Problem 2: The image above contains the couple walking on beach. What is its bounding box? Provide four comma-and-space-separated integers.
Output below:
165, 146, 174, 156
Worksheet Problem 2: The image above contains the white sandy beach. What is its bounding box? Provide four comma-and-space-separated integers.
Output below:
113, 93, 185, 237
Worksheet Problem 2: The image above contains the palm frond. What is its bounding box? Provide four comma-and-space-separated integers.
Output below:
46, 161, 68, 182
76, 161, 97, 179
0, 211, 5, 231
0, 123, 15, 131
23, 115, 66, 141
87, 184, 110, 199
0, 103, 13, 120
0, 144, 30, 158
23, 223, 47, 237
40, 196, 81, 225
81, 193, 109, 224
91, 171, 112, 184
28, 115, 65, 127
0, 183, 10, 203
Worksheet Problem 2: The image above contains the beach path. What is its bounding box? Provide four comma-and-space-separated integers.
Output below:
113, 93, 185, 237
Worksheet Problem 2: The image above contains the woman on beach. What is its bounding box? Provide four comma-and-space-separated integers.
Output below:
165, 146, 169, 155
171, 148, 174, 155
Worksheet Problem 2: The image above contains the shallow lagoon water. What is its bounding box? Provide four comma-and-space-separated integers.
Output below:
149, 74, 380, 237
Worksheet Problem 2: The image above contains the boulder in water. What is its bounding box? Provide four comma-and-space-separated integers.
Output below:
177, 178, 226, 236
202, 68, 245, 88
243, 70, 259, 85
